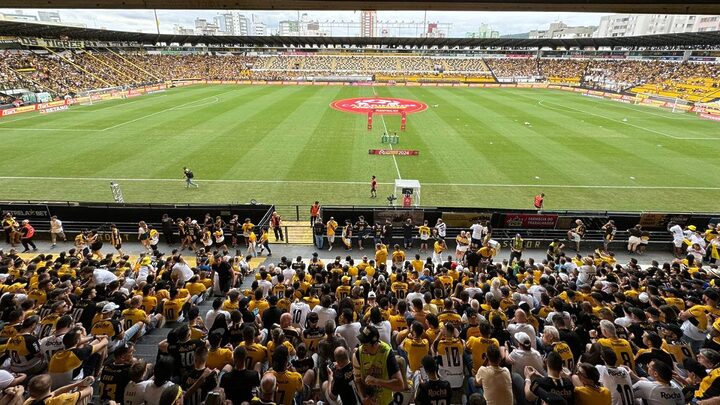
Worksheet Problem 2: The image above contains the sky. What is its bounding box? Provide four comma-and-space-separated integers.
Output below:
0, 9, 614, 36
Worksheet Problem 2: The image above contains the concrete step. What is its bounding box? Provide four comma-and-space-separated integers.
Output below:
277, 221, 313, 245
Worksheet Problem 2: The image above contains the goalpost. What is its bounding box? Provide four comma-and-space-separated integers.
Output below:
633, 92, 692, 113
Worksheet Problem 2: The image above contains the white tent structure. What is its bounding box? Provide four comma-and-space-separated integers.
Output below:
393, 179, 421, 207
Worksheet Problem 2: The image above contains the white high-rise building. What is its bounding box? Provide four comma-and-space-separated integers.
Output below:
595, 14, 720, 37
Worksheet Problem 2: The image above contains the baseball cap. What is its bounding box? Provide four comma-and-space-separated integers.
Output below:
688, 225, 697, 231
514, 332, 532, 348
102, 302, 119, 313
341, 276, 351, 283
358, 325, 380, 344
368, 291, 377, 299
661, 323, 683, 338
0, 370, 14, 389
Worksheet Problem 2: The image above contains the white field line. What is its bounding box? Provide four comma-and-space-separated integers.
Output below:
535, 99, 719, 141
100, 90, 235, 132
581, 96, 697, 121
0, 128, 101, 132
1, 175, 720, 190
372, 86, 402, 180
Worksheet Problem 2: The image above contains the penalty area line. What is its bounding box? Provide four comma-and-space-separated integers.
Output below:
0, 176, 719, 191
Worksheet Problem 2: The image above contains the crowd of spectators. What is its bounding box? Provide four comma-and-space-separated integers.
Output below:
3, 51, 720, 102
1, 210, 720, 405
486, 57, 540, 78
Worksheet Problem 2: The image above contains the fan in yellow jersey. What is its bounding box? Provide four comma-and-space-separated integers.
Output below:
301, 312, 324, 353
539, 326, 573, 370
257, 226, 272, 257
594, 320, 635, 371
265, 345, 311, 405
416, 220, 431, 253
122, 296, 165, 338
326, 217, 338, 251
396, 321, 429, 373
465, 321, 499, 373
239, 326, 269, 370
660, 323, 694, 365
92, 302, 145, 353
391, 245, 405, 267
247, 229, 258, 257
241, 218, 255, 246
438, 299, 462, 328
5, 315, 46, 376
48, 327, 108, 388
161, 289, 189, 322
390, 274, 409, 300
572, 363, 612, 405
23, 373, 94, 405
432, 239, 446, 265
336, 277, 352, 301
374, 243, 388, 267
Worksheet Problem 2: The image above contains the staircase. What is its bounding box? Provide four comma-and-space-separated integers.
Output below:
278, 220, 314, 245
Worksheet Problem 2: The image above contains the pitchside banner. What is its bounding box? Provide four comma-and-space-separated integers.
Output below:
368, 149, 419, 156
442, 212, 494, 228
503, 213, 558, 228
639, 213, 690, 230
0, 204, 50, 221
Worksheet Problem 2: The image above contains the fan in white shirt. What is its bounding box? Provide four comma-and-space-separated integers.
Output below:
312, 296, 337, 328
290, 299, 311, 331
596, 349, 634, 405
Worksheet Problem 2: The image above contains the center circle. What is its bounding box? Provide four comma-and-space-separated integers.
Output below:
330, 97, 428, 115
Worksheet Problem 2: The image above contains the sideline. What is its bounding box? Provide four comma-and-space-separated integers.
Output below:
0, 175, 719, 191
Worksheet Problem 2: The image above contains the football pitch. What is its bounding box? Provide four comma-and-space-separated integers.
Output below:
0, 84, 719, 212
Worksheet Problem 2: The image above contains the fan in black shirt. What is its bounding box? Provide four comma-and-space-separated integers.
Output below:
182, 346, 218, 405
220, 346, 261, 405
415, 355, 452, 405
162, 325, 205, 379
324, 346, 358, 405
99, 343, 134, 403
290, 344, 315, 375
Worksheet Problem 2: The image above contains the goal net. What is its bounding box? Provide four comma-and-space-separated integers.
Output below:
633, 92, 692, 113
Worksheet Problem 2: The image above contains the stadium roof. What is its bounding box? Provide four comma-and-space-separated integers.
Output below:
3, 0, 720, 13
3, 20, 720, 48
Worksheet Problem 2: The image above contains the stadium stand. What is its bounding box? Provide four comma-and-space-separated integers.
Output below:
2, 48, 720, 104
3, 24, 720, 404
1, 212, 719, 405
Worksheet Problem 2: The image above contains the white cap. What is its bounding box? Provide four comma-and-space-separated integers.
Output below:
368, 292, 376, 299
102, 302, 119, 313
514, 331, 532, 348
639, 292, 649, 303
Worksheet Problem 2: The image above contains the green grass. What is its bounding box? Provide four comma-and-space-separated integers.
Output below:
0, 84, 719, 212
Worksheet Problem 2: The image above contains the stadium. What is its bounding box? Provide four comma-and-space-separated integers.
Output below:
1, 1, 720, 405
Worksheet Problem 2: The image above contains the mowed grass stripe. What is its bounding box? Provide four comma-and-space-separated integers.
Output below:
396, 86, 514, 184
0, 85, 719, 210
93, 85, 280, 179
487, 89, 651, 186
513, 89, 720, 185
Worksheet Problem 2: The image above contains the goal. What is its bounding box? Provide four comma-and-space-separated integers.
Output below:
633, 92, 692, 113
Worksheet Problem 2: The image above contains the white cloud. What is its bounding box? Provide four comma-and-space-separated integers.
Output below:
1, 8, 613, 35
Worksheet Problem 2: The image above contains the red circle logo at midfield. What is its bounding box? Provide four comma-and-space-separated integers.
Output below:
330, 97, 427, 115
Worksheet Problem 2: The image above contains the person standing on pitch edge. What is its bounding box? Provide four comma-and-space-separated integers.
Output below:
370, 176, 378, 198
183, 167, 199, 188
534, 193, 544, 211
